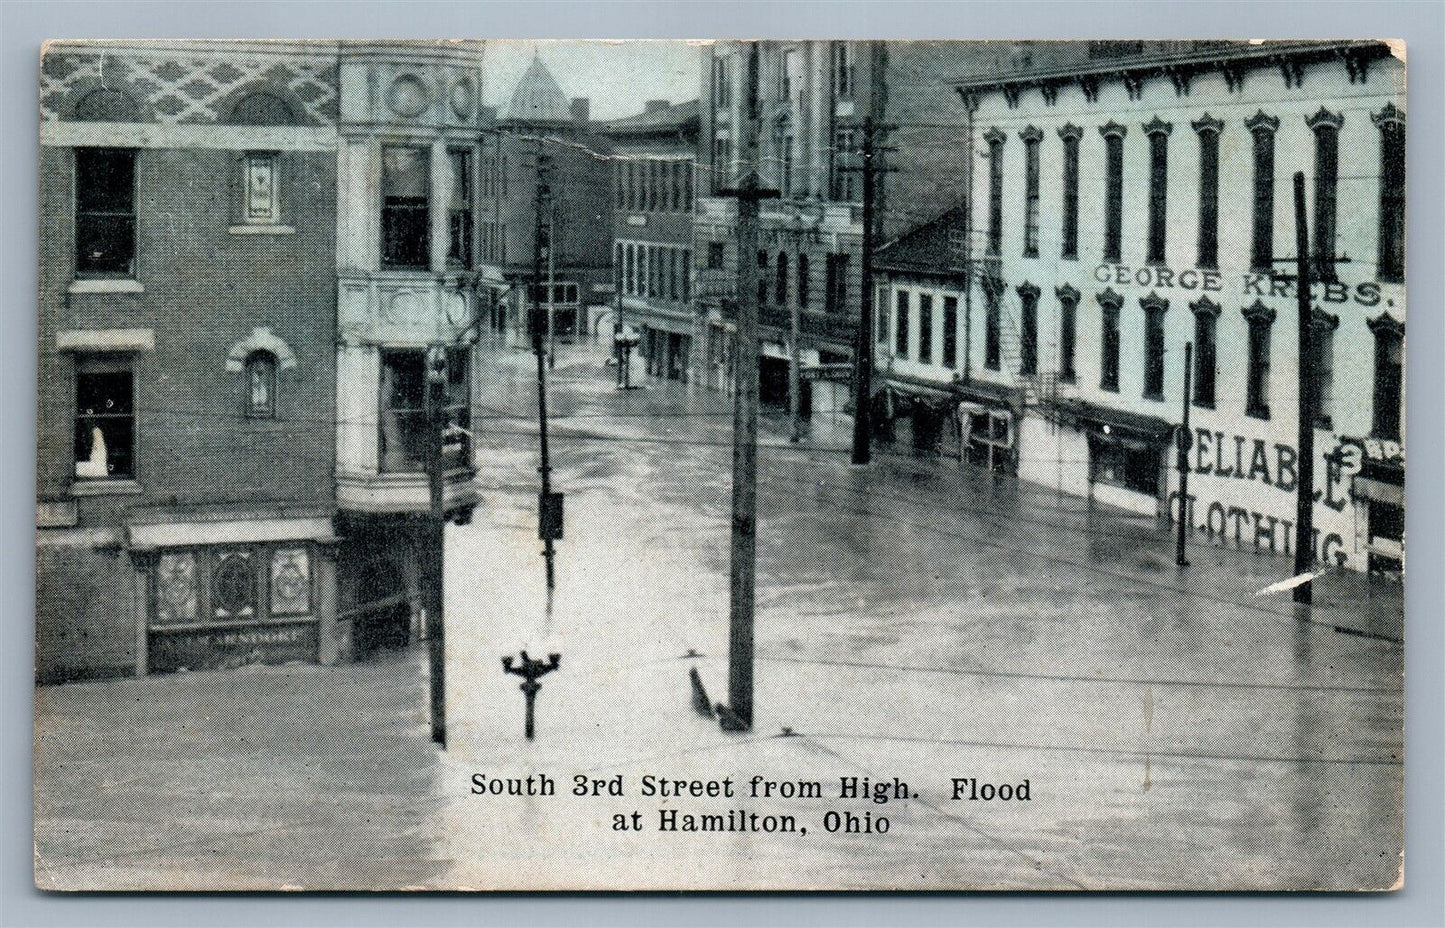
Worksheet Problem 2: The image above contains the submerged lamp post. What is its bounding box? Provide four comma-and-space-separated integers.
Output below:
502, 650, 562, 740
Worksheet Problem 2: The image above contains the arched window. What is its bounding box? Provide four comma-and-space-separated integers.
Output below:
245, 351, 277, 418
226, 92, 300, 126
73, 88, 141, 122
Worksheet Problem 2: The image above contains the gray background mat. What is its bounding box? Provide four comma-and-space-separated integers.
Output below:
4, 1, 1441, 925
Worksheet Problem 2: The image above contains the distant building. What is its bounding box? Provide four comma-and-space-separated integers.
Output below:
876, 40, 1404, 573
477, 54, 613, 341
37, 40, 485, 682
598, 98, 700, 380
693, 41, 987, 420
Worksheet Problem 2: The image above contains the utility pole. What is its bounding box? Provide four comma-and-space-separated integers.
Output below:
719, 41, 776, 733
532, 141, 559, 591
851, 46, 892, 467
1176, 341, 1193, 568
851, 115, 878, 466
1292, 172, 1315, 605
788, 242, 803, 443
424, 345, 448, 746
547, 198, 557, 371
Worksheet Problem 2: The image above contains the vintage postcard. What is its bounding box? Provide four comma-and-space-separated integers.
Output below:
34, 38, 1404, 891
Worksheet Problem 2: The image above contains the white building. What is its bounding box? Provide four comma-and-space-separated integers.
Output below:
878, 41, 1404, 574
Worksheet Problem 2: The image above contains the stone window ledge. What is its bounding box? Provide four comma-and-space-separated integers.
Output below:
70, 479, 143, 497
68, 279, 144, 294
229, 224, 296, 236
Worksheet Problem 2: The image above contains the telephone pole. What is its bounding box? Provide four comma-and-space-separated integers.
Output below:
532, 141, 559, 591
1292, 172, 1315, 605
851, 44, 892, 466
547, 198, 557, 371
719, 41, 776, 733
1176, 341, 1193, 568
851, 117, 878, 466
423, 344, 448, 746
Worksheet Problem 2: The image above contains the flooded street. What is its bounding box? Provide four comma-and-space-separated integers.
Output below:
438, 338, 1402, 890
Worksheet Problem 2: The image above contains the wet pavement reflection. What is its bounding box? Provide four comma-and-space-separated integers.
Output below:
439, 338, 1403, 890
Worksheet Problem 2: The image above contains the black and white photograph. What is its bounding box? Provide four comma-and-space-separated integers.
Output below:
32, 34, 1407, 892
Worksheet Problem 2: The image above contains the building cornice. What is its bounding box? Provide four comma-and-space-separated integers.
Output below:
954, 40, 1391, 110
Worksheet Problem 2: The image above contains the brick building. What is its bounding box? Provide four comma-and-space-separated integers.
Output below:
37, 40, 486, 682
598, 98, 699, 381
477, 54, 613, 341
875, 40, 1404, 574
693, 41, 989, 418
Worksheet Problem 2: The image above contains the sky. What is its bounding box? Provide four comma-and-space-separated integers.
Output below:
483, 40, 704, 122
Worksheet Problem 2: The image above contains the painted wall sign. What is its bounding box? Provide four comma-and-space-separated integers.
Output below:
1092, 263, 1388, 307
148, 622, 318, 673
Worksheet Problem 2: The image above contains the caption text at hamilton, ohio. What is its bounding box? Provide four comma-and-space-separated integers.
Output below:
470, 773, 1032, 835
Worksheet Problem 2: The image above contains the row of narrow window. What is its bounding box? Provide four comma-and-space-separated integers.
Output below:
75, 145, 483, 278
73, 346, 472, 483
883, 285, 1402, 441
616, 241, 693, 304
985, 106, 1405, 283
614, 158, 694, 213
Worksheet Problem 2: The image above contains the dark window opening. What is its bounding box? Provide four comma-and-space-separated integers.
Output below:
1103, 132, 1124, 263
1246, 311, 1273, 419
1197, 128, 1219, 268
447, 148, 473, 269
1023, 135, 1040, 258
1312, 120, 1340, 280
1143, 305, 1165, 399
987, 137, 1004, 256
1100, 301, 1120, 392
1059, 295, 1077, 382
1372, 326, 1403, 440
75, 147, 136, 277
707, 241, 725, 270
918, 294, 934, 364
895, 290, 910, 357
379, 349, 427, 473
1251, 125, 1276, 271
1192, 307, 1217, 408
797, 253, 809, 309
74, 354, 134, 480
1146, 129, 1169, 264
984, 289, 1001, 371
1061, 134, 1080, 259
245, 351, 277, 418
381, 146, 430, 269
1378, 119, 1405, 283
942, 296, 958, 369
775, 252, 789, 305
1091, 436, 1160, 496
1019, 290, 1038, 376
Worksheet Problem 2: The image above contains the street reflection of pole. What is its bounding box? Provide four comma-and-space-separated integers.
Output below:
1292, 172, 1315, 606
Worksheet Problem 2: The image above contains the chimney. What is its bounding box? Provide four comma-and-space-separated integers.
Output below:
570, 97, 590, 125
644, 99, 670, 113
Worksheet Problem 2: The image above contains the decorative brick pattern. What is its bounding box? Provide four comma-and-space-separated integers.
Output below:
41, 50, 337, 125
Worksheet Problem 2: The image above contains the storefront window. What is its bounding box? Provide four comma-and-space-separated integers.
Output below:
1091, 436, 1160, 496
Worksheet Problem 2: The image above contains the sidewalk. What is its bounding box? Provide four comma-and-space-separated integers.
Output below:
34, 649, 450, 890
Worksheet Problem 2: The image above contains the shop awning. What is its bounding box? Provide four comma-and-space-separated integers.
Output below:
1049, 397, 1174, 443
